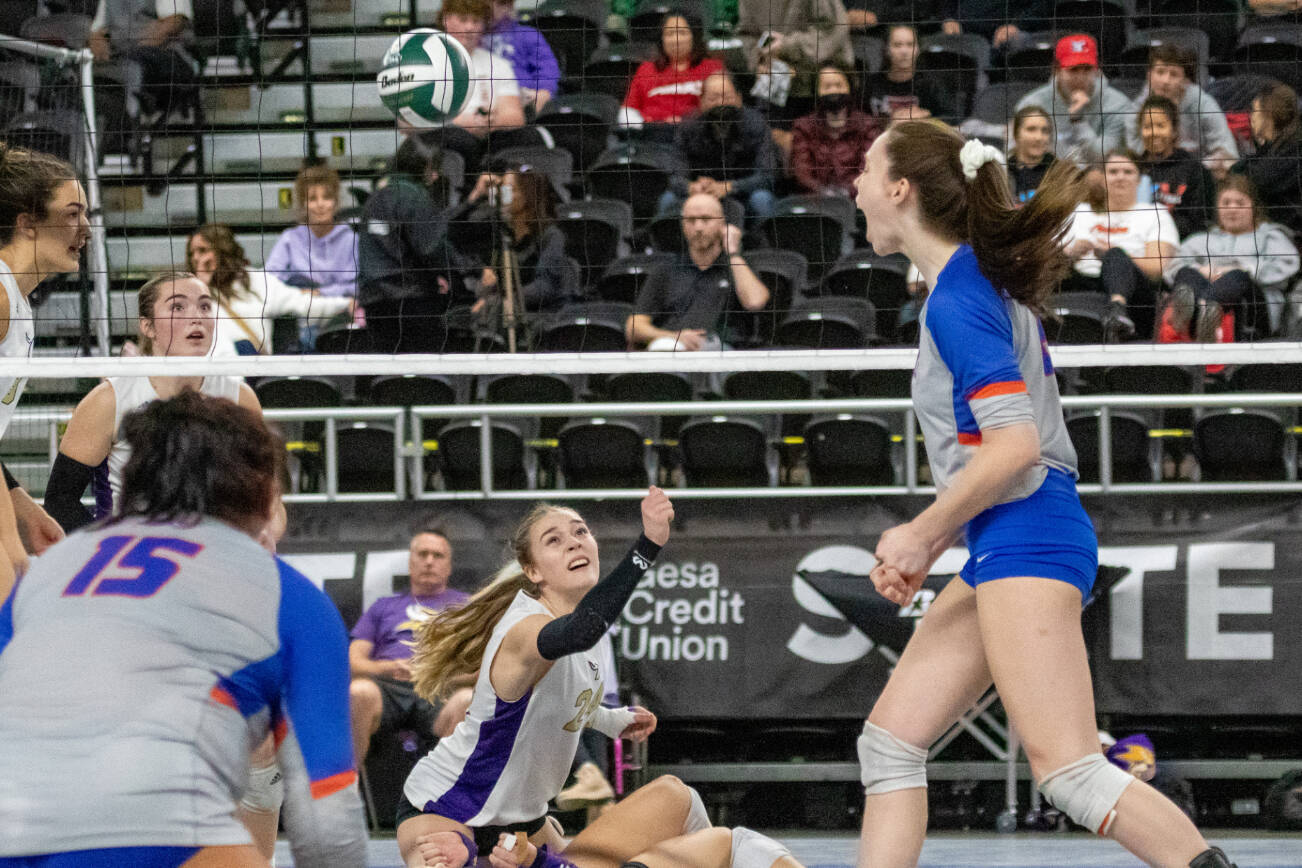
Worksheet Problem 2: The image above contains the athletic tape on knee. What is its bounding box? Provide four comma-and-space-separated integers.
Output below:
240, 762, 284, 813
1038, 753, 1134, 837
684, 786, 711, 835
857, 721, 928, 796
730, 827, 791, 868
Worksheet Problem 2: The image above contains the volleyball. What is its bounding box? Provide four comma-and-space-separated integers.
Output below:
376, 28, 473, 128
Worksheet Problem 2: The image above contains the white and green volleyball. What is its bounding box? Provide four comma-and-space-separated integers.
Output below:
377, 29, 473, 127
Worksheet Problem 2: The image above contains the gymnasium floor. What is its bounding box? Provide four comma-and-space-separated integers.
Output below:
273, 833, 1302, 867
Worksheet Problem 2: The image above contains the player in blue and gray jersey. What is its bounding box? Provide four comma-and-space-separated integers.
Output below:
848, 122, 1238, 868
0, 392, 365, 868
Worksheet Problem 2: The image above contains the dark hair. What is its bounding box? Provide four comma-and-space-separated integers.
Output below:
1216, 174, 1264, 228
114, 391, 283, 534
437, 0, 491, 27
1148, 43, 1197, 82
882, 24, 918, 73
654, 11, 706, 70
137, 270, 202, 356
0, 144, 78, 247
884, 120, 1084, 315
1255, 82, 1300, 143
294, 164, 341, 214
1012, 105, 1053, 140
815, 62, 856, 99
188, 224, 250, 302
1136, 94, 1179, 137
506, 167, 558, 241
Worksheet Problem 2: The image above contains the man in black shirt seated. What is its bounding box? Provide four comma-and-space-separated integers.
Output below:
626, 193, 771, 350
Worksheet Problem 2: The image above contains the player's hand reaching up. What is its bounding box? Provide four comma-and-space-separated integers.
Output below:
640, 486, 674, 546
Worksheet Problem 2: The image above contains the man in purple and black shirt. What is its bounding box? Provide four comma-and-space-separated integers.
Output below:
348, 525, 470, 764
486, 0, 561, 114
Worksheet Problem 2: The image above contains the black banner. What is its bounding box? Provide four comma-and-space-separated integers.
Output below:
280, 497, 1302, 718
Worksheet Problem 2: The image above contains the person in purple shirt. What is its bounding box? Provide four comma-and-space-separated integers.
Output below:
265, 164, 360, 300
486, 0, 561, 113
349, 524, 471, 764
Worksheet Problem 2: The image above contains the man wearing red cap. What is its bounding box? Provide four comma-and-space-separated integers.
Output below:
1016, 33, 1133, 167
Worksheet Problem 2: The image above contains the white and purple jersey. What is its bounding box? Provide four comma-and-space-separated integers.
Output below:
0, 517, 366, 866
914, 245, 1078, 503
404, 591, 607, 827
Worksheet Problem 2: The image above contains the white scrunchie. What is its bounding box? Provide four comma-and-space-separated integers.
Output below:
959, 138, 1005, 181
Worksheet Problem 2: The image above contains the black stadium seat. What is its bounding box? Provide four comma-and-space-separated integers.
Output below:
536, 302, 631, 352
558, 418, 650, 488
679, 416, 773, 487
522, 0, 606, 79
533, 93, 619, 173
436, 420, 529, 491
595, 253, 674, 304
777, 298, 876, 349
805, 414, 896, 486
336, 423, 397, 493
1067, 410, 1156, 483
556, 197, 632, 287
1194, 409, 1289, 481
588, 142, 685, 223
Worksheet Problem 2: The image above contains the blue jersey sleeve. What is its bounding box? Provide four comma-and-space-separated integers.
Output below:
926, 276, 1035, 435
274, 558, 367, 867
0, 579, 16, 656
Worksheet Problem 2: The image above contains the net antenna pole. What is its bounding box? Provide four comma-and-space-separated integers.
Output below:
0, 38, 111, 356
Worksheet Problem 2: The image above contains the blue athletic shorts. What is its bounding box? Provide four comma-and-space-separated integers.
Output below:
0, 847, 201, 868
958, 467, 1098, 597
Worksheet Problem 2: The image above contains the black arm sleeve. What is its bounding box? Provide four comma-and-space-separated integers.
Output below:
535, 534, 662, 661
44, 452, 96, 532
2, 462, 18, 491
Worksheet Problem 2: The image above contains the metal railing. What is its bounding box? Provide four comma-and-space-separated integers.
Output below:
12, 393, 1302, 503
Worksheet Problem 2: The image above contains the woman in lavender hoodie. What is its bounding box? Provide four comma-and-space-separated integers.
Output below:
265, 164, 359, 301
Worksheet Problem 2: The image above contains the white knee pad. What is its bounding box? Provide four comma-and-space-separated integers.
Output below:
857, 721, 928, 796
1038, 753, 1134, 836
684, 785, 711, 835
730, 827, 791, 868
240, 761, 285, 814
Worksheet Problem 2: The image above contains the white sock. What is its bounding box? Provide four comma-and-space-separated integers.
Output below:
730, 827, 791, 868
683, 786, 711, 834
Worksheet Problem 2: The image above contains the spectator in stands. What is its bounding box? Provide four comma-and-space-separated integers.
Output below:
864, 24, 947, 121
790, 64, 882, 197
486, 0, 561, 114
1124, 44, 1238, 179
359, 136, 477, 354
1063, 148, 1180, 340
349, 524, 471, 765
466, 167, 582, 322
88, 0, 197, 154
186, 224, 351, 355
1231, 82, 1302, 232
1016, 34, 1132, 168
265, 164, 359, 299
1163, 175, 1300, 341
663, 73, 777, 223
435, 0, 525, 170
620, 13, 725, 130
737, 0, 853, 124
626, 193, 771, 350
1008, 106, 1057, 204
1136, 95, 1215, 239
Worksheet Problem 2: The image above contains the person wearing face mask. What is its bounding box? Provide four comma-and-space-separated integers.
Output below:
662, 73, 777, 224
1016, 34, 1132, 168
1162, 175, 1299, 342
1230, 82, 1302, 232
1007, 106, 1057, 204
1124, 45, 1238, 179
1063, 148, 1180, 340
791, 65, 882, 197
1136, 95, 1214, 239
265, 164, 359, 300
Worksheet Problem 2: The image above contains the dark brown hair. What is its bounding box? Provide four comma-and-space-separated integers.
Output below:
882, 23, 918, 73
1136, 94, 1179, 139
114, 391, 283, 535
884, 120, 1084, 315
654, 11, 707, 71
1012, 105, 1053, 140
506, 167, 558, 241
1216, 174, 1265, 229
0, 144, 78, 247
188, 224, 251, 303
1255, 82, 1300, 143
137, 270, 203, 356
1148, 43, 1197, 82
437, 0, 492, 28
294, 164, 341, 215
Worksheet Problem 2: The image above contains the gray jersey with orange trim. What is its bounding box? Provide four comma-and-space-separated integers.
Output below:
0, 516, 366, 867
914, 245, 1077, 502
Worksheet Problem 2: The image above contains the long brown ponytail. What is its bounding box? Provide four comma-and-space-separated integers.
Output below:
884, 120, 1085, 315
409, 503, 578, 701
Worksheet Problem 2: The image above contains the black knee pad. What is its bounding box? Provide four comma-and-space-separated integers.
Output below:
1190, 847, 1237, 868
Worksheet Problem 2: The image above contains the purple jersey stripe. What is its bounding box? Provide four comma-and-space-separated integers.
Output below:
423, 691, 533, 823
